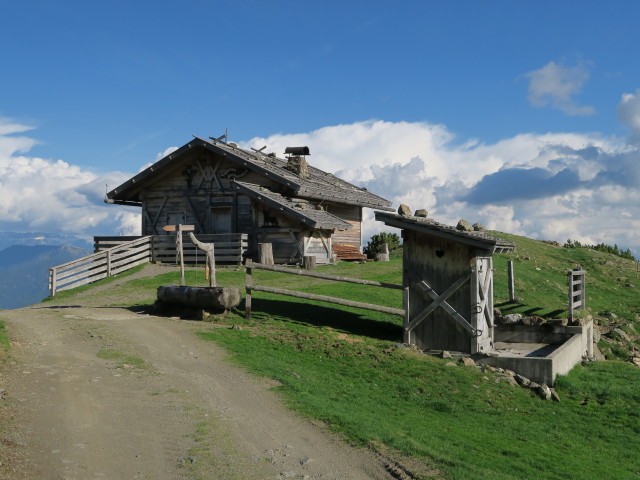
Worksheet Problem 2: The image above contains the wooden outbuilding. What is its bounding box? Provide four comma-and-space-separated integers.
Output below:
375, 212, 515, 354
105, 136, 393, 264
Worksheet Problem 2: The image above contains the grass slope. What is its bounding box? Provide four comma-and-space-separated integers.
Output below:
36, 233, 640, 479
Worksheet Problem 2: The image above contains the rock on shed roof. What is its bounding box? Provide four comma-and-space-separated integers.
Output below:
375, 212, 516, 252
232, 181, 353, 231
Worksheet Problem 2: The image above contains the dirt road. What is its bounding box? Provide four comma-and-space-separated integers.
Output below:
0, 271, 411, 480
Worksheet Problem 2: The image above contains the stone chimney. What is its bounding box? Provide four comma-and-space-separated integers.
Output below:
284, 146, 310, 179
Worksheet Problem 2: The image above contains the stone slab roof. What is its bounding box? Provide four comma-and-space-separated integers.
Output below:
375, 211, 516, 252
107, 136, 393, 210
232, 181, 353, 231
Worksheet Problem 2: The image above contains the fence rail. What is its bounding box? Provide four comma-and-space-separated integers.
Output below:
49, 233, 249, 296
49, 236, 153, 296
244, 260, 407, 320
568, 268, 586, 320
94, 234, 248, 265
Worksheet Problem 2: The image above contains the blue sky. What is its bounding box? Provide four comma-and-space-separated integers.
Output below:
1, 1, 640, 254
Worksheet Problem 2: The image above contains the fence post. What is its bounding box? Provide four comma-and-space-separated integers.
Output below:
106, 250, 112, 277
507, 261, 515, 302
403, 286, 410, 344
49, 268, 57, 297
245, 261, 252, 320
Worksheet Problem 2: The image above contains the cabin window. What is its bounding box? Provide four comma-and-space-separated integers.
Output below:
211, 206, 232, 234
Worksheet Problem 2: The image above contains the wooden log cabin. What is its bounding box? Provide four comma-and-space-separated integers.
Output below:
105, 137, 393, 264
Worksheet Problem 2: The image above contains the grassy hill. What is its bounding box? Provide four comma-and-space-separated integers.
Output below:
13, 231, 640, 479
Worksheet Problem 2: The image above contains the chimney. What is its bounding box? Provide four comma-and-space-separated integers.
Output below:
284, 146, 310, 179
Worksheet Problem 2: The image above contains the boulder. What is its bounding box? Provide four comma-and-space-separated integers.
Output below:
472, 222, 485, 231
521, 315, 546, 326
499, 313, 522, 325
414, 209, 428, 218
398, 204, 412, 216
460, 357, 476, 367
456, 219, 473, 232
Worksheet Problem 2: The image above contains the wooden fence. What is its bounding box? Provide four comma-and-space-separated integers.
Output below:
94, 234, 248, 265
49, 236, 153, 296
244, 260, 407, 322
49, 234, 249, 297
568, 268, 586, 320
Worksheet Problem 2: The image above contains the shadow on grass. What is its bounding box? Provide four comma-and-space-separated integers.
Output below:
249, 298, 403, 342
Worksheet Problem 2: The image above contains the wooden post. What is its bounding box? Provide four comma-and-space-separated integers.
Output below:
259, 243, 274, 265
188, 232, 216, 287
303, 255, 316, 270
245, 261, 253, 319
375, 243, 390, 262
106, 250, 112, 278
162, 224, 195, 286
49, 268, 57, 297
507, 260, 515, 302
177, 228, 185, 285
403, 286, 410, 344
567, 269, 574, 321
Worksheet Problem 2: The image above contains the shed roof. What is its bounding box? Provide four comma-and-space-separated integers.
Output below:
374, 212, 516, 252
232, 181, 352, 231
107, 136, 393, 210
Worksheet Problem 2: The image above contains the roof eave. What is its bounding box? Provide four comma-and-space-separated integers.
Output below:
375, 211, 499, 251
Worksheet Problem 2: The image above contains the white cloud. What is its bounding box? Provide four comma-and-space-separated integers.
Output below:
525, 60, 595, 116
242, 118, 640, 257
0, 118, 138, 236
617, 89, 640, 143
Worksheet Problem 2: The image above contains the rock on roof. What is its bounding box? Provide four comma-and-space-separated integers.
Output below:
375, 211, 516, 252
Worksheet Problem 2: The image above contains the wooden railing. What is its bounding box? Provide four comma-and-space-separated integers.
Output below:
49, 234, 249, 297
568, 268, 586, 320
244, 260, 407, 321
94, 234, 248, 265
49, 236, 153, 296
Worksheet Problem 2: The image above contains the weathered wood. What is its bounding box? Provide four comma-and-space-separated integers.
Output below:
303, 255, 316, 270
157, 285, 240, 311
508, 260, 515, 302
259, 243, 274, 265
248, 284, 405, 316
246, 261, 403, 289
403, 286, 410, 344
188, 232, 216, 287
245, 265, 252, 319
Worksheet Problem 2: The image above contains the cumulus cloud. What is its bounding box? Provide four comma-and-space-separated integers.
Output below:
525, 60, 595, 116
0, 118, 139, 236
617, 89, 640, 144
243, 117, 640, 257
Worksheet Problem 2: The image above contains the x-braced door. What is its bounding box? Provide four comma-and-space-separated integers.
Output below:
470, 256, 494, 353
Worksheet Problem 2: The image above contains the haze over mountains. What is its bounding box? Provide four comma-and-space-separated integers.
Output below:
0, 240, 91, 309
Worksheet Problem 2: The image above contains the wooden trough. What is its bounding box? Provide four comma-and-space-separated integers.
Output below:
157, 285, 240, 312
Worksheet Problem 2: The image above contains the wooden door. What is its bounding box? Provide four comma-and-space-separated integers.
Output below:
471, 256, 494, 353
211, 207, 232, 234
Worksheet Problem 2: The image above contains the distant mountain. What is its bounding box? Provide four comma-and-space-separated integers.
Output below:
0, 232, 93, 252
0, 244, 91, 309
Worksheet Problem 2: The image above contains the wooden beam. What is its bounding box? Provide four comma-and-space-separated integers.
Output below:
248, 284, 404, 317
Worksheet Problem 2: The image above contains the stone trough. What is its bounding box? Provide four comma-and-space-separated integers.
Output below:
478, 320, 594, 386
156, 285, 241, 313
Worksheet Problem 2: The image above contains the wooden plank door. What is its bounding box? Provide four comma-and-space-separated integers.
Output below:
211, 207, 232, 234
471, 256, 494, 354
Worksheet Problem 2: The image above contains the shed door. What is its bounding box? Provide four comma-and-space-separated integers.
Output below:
471, 256, 494, 353
211, 207, 232, 234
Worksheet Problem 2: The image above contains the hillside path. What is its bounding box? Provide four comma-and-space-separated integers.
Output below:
0, 270, 405, 479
